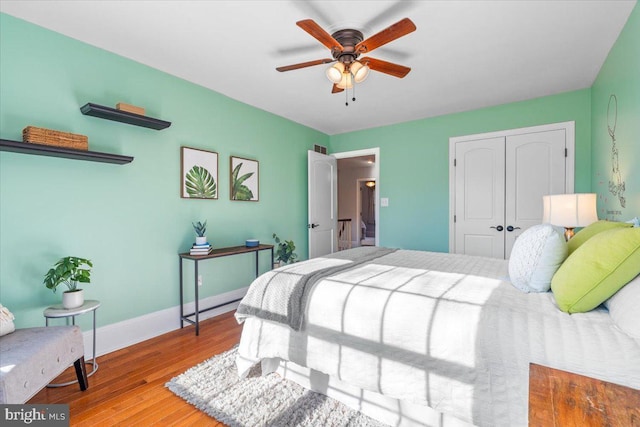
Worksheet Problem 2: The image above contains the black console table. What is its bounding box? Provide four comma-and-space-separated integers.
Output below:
178, 244, 274, 335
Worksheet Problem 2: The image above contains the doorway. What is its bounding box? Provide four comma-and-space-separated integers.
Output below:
358, 178, 376, 246
334, 148, 380, 248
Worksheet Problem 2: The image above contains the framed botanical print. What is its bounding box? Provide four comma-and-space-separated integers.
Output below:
181, 147, 218, 199
230, 156, 259, 201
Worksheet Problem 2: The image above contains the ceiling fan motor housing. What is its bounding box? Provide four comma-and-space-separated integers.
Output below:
331, 29, 364, 65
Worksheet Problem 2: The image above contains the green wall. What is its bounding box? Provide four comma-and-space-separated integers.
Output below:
330, 89, 592, 251
0, 14, 327, 329
591, 3, 640, 219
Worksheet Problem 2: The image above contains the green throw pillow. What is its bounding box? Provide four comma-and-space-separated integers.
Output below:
567, 220, 632, 255
552, 227, 640, 313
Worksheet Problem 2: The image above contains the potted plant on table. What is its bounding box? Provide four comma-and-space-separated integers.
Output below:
192, 220, 207, 245
273, 233, 298, 267
43, 256, 93, 309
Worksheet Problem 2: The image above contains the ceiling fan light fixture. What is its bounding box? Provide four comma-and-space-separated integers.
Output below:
325, 62, 345, 83
277, 18, 416, 98
350, 61, 370, 83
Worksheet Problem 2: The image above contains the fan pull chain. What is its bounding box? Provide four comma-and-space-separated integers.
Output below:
352, 72, 356, 102
345, 72, 357, 106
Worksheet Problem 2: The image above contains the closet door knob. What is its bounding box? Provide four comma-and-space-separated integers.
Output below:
490, 225, 504, 232
506, 225, 521, 232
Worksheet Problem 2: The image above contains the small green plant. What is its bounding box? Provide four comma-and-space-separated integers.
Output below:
192, 220, 207, 237
43, 256, 93, 293
273, 233, 298, 264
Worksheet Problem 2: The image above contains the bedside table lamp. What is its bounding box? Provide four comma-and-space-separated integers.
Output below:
542, 193, 598, 241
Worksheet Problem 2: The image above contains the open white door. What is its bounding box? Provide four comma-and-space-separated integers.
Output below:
308, 150, 337, 258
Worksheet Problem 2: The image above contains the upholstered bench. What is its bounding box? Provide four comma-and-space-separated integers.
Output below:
0, 326, 88, 403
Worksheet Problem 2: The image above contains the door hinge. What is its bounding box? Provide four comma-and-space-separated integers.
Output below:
454, 215, 457, 223
565, 148, 568, 157
454, 158, 457, 167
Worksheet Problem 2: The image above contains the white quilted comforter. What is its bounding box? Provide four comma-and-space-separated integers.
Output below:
235, 248, 640, 426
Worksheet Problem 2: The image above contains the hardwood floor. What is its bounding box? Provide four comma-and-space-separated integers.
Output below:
29, 310, 242, 426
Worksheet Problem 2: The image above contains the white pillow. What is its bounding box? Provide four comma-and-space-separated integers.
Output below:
509, 224, 568, 293
626, 217, 640, 227
0, 303, 16, 336
604, 274, 640, 339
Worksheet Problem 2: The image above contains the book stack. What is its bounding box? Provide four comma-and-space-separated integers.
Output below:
190, 242, 213, 256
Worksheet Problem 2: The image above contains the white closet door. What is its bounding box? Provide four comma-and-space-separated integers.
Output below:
450, 122, 574, 259
454, 137, 506, 258
504, 129, 566, 257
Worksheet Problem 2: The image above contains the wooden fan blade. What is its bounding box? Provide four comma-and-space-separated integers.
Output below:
360, 57, 411, 78
356, 18, 416, 54
297, 19, 344, 52
276, 58, 335, 72
332, 84, 344, 94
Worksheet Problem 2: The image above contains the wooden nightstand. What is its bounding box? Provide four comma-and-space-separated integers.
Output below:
529, 363, 640, 426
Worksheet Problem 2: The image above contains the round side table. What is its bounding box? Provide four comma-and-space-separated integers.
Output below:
44, 299, 100, 387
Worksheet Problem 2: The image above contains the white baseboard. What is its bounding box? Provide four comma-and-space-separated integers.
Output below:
82, 287, 248, 359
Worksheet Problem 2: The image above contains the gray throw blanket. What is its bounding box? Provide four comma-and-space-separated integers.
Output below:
236, 247, 396, 330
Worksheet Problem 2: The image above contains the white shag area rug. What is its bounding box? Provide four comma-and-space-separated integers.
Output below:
166, 346, 387, 427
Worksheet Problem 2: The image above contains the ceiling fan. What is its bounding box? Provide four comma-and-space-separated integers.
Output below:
276, 18, 416, 101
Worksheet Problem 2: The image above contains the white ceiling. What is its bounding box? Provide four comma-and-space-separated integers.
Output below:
1, 1, 635, 135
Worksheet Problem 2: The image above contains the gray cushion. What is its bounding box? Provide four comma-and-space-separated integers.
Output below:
0, 326, 84, 403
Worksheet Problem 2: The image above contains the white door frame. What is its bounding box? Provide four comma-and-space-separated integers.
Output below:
448, 121, 575, 253
333, 148, 380, 247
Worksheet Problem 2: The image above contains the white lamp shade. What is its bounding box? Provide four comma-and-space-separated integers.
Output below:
350, 61, 370, 83
325, 62, 345, 83
542, 193, 598, 228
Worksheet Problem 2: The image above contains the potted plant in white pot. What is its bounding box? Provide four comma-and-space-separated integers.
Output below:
193, 220, 207, 245
43, 256, 93, 309
273, 233, 298, 267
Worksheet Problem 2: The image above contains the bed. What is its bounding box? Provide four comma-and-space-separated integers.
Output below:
235, 227, 640, 426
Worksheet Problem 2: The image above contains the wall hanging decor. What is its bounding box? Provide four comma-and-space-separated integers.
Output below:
607, 94, 626, 208
181, 147, 218, 199
230, 156, 259, 201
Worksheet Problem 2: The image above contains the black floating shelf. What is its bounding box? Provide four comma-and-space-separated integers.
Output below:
80, 103, 171, 130
0, 139, 134, 165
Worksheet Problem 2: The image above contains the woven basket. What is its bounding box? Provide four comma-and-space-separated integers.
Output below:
23, 126, 88, 150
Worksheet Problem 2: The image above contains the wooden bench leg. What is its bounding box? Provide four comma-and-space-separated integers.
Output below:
74, 356, 89, 391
